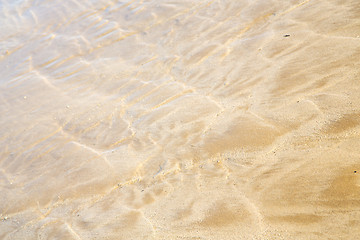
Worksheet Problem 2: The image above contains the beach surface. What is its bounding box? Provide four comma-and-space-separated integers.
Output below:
1, 0, 360, 239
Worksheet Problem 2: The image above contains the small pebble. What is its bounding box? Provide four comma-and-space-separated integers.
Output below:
283, 34, 290, 37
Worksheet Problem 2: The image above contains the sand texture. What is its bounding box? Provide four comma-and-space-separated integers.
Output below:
1, 0, 360, 239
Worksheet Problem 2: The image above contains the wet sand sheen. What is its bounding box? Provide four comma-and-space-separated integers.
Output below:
1, 0, 360, 239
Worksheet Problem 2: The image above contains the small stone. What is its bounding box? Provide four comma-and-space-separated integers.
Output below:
283, 34, 290, 37
23, 96, 27, 99
354, 171, 357, 173
4, 217, 8, 220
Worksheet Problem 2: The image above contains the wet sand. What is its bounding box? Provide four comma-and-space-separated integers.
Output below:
1, 0, 360, 239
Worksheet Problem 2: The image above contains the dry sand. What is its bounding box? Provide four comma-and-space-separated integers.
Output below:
1, 0, 360, 239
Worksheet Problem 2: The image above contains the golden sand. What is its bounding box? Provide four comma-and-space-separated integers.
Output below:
1, 0, 360, 239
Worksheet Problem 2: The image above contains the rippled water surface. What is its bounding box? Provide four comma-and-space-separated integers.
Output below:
1, 0, 360, 239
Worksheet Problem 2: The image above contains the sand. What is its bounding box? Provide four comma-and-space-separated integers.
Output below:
1, 0, 360, 239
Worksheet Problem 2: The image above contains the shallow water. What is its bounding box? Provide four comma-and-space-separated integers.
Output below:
1, 0, 360, 239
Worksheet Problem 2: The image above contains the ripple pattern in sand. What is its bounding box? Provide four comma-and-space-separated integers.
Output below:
1, 0, 360, 239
